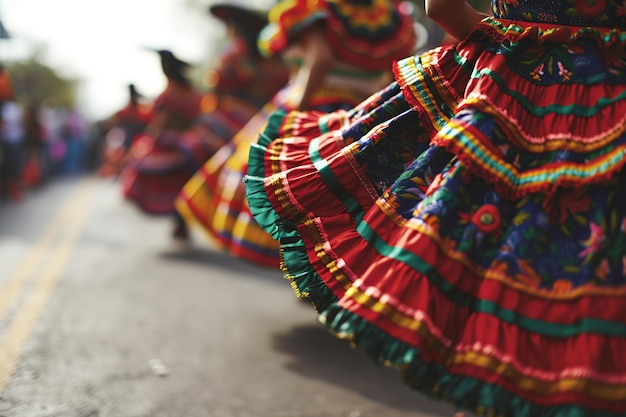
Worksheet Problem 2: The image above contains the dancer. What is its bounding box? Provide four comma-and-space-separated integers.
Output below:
175, 0, 417, 267
245, 0, 626, 416
120, 49, 202, 220
123, 4, 290, 240
97, 84, 153, 178
171, 2, 290, 240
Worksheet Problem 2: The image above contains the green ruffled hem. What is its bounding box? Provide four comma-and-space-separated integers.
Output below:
244, 109, 625, 417
274, 224, 626, 417
245, 109, 288, 241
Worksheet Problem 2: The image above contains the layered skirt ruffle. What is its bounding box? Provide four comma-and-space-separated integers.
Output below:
245, 17, 626, 417
120, 126, 225, 215
175, 100, 283, 266
175, 85, 364, 268
120, 94, 259, 214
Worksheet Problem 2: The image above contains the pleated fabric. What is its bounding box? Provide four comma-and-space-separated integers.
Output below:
245, 8, 626, 417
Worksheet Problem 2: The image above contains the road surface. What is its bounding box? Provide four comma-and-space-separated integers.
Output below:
0, 176, 462, 417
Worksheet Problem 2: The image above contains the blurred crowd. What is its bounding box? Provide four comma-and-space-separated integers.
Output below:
0, 64, 91, 202
0, 0, 443, 207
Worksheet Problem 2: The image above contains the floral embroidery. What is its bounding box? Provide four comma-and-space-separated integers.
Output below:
552, 279, 573, 293
530, 63, 544, 81
425, 173, 444, 197
492, 0, 626, 26
595, 258, 611, 280
543, 188, 591, 224
514, 259, 542, 288
579, 222, 606, 258
472, 205, 502, 234
557, 61, 572, 81
350, 9, 626, 292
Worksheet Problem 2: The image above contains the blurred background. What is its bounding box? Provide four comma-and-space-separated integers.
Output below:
0, 0, 276, 121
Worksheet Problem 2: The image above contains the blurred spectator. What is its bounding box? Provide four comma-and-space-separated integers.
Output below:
40, 103, 67, 179
0, 64, 14, 196
0, 64, 12, 112
21, 103, 45, 188
61, 107, 88, 176
1, 99, 25, 202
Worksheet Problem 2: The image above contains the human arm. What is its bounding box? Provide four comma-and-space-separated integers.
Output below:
425, 0, 488, 42
289, 23, 334, 110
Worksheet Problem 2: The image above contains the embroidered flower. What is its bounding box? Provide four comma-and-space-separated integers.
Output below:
595, 258, 610, 280
471, 204, 501, 234
579, 222, 605, 258
515, 259, 542, 288
552, 279, 573, 293
425, 173, 444, 197
530, 63, 544, 81
557, 61, 572, 81
546, 188, 591, 224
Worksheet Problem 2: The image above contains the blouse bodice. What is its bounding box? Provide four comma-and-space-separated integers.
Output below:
492, 0, 626, 28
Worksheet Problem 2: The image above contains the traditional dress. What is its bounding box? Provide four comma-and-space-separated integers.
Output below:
175, 0, 417, 267
120, 73, 202, 215
97, 86, 153, 178
122, 4, 290, 219
245, 0, 626, 416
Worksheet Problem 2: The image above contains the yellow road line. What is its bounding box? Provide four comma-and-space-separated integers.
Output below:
0, 182, 89, 324
0, 179, 95, 392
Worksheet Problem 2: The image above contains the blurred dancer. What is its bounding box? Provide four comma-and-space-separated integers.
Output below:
120, 49, 201, 219
175, 0, 417, 266
97, 84, 153, 178
172, 2, 290, 239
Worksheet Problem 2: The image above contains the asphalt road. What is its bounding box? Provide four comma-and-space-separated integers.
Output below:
0, 176, 462, 417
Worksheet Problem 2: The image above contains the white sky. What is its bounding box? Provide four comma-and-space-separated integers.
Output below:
0, 0, 273, 121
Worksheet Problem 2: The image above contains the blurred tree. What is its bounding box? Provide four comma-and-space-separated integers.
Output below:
4, 51, 77, 109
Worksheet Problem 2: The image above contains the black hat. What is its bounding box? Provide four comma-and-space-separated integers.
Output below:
0, 20, 10, 40
154, 49, 191, 80
209, 3, 267, 32
143, 48, 192, 85
155, 49, 191, 69
209, 3, 268, 55
128, 84, 145, 101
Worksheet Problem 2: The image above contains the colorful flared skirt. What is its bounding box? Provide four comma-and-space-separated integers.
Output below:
120, 126, 225, 215
119, 94, 258, 214
245, 17, 626, 417
175, 84, 366, 267
175, 100, 283, 266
